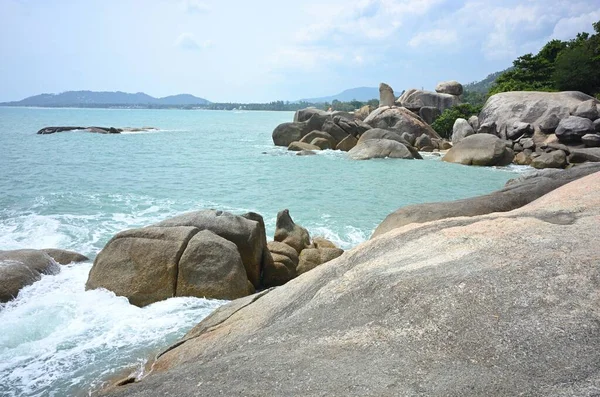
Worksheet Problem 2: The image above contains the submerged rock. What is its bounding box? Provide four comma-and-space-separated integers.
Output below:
41, 248, 88, 265
105, 171, 600, 397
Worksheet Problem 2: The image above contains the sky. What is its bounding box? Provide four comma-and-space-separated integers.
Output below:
1, 0, 599, 103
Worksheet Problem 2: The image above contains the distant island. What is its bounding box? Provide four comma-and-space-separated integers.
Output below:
0, 91, 211, 109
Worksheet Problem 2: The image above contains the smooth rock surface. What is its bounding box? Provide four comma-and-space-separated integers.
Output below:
574, 99, 599, 121
582, 134, 600, 148
106, 172, 600, 397
435, 80, 463, 96
530, 150, 567, 169
288, 141, 320, 152
396, 89, 460, 112
379, 83, 395, 107
272, 122, 309, 147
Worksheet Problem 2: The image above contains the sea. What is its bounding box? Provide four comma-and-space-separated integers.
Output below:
0, 106, 524, 396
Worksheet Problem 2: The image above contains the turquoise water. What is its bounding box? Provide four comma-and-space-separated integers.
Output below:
0, 107, 521, 396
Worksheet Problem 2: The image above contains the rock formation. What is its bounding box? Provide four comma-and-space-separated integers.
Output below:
104, 169, 600, 397
37, 126, 157, 134
378, 83, 395, 107
442, 133, 513, 166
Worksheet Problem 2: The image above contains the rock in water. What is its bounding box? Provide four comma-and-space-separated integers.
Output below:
105, 172, 600, 397
288, 141, 320, 151
272, 122, 309, 147
41, 248, 88, 265
442, 133, 513, 166
86, 210, 269, 306
335, 135, 358, 151
435, 80, 463, 96
378, 83, 395, 107
348, 139, 415, 160
0, 249, 60, 303
274, 209, 311, 254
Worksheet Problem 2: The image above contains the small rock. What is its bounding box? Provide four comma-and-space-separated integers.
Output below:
573, 99, 599, 121
508, 122, 533, 140
582, 134, 600, 148
539, 114, 561, 134
555, 116, 594, 144
452, 118, 475, 145
336, 135, 358, 152
514, 152, 532, 165
468, 115, 480, 132
310, 138, 332, 150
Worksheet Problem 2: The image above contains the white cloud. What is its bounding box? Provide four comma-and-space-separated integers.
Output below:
550, 10, 600, 40
408, 29, 458, 48
268, 47, 345, 71
175, 33, 211, 51
295, 0, 447, 44
181, 0, 211, 14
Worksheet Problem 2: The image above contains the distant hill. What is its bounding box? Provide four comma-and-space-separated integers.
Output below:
464, 69, 511, 94
298, 87, 379, 103
1, 91, 211, 107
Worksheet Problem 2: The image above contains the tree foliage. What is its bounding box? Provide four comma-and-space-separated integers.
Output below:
489, 21, 600, 96
431, 104, 482, 139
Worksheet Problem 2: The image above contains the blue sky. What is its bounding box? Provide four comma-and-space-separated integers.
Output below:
1, 0, 599, 102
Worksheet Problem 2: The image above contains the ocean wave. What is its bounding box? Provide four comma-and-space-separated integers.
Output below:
0, 264, 225, 397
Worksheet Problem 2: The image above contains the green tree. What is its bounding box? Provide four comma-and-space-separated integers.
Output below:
431, 104, 482, 139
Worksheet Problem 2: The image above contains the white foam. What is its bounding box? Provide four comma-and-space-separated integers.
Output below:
0, 263, 225, 397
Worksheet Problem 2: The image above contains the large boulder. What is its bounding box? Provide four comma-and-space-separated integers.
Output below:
272, 122, 309, 147
86, 226, 200, 307
154, 210, 267, 288
274, 209, 311, 254
530, 150, 567, 169
0, 250, 60, 303
357, 128, 422, 159
41, 248, 88, 265
348, 139, 415, 160
442, 133, 513, 166
106, 172, 600, 397
176, 230, 253, 300
555, 116, 594, 144
435, 80, 463, 96
363, 106, 441, 139
396, 89, 460, 112
372, 163, 600, 237
451, 118, 474, 144
86, 210, 270, 306
379, 83, 395, 107
478, 91, 597, 137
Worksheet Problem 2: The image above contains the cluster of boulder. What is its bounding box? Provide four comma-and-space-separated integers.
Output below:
448, 91, 600, 168
37, 126, 157, 134
104, 166, 600, 397
86, 209, 343, 307
395, 80, 463, 124
0, 248, 89, 303
272, 82, 455, 160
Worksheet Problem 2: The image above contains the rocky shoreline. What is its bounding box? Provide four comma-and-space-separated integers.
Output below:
99, 163, 600, 397
272, 82, 600, 168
